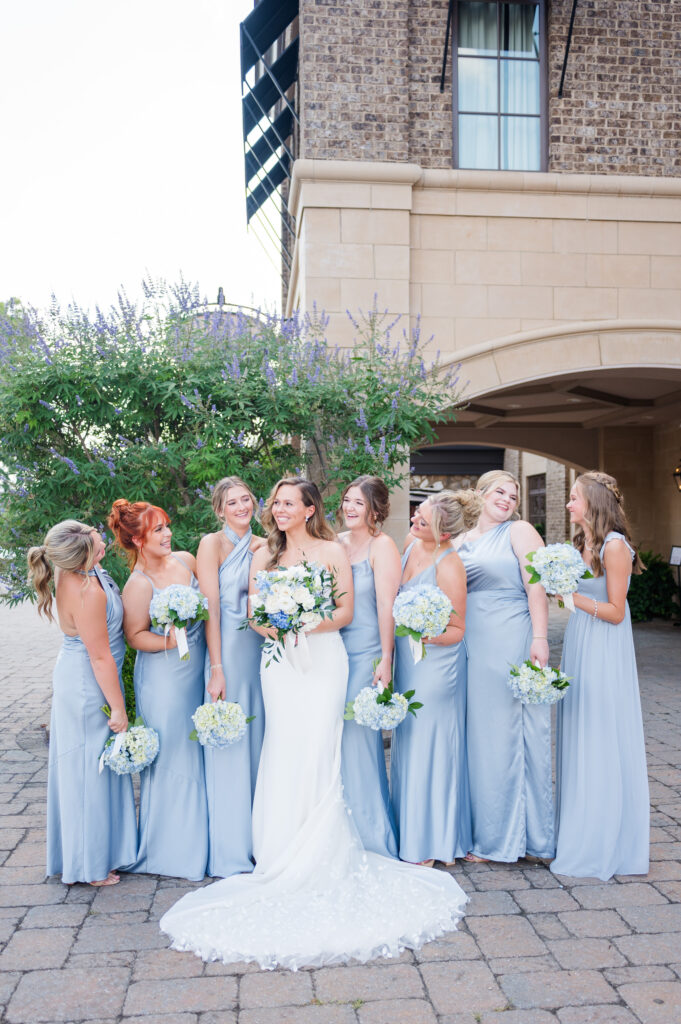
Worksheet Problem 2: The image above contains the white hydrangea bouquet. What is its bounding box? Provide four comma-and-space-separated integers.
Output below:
190, 699, 255, 747
344, 669, 422, 730
526, 543, 593, 612
507, 660, 570, 705
393, 584, 453, 663
150, 584, 209, 660
244, 559, 335, 667
98, 707, 160, 775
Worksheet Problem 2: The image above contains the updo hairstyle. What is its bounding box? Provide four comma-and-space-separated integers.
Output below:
108, 499, 170, 567
427, 489, 483, 547
27, 520, 98, 621
476, 469, 521, 520
337, 475, 390, 535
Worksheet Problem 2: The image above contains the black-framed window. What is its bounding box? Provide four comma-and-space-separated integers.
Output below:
453, 0, 547, 171
527, 473, 546, 535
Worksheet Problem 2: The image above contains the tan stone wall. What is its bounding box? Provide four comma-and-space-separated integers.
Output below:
297, 1, 681, 178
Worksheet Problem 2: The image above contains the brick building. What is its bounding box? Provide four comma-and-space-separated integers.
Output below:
241, 0, 681, 551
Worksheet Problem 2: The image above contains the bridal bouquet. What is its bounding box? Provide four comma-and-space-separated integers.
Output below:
98, 708, 160, 775
150, 584, 209, 660
345, 678, 422, 731
190, 699, 255, 747
526, 543, 592, 612
507, 659, 570, 705
245, 560, 335, 664
393, 584, 453, 663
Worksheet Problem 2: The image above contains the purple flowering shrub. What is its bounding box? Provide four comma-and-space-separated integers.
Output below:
0, 284, 461, 602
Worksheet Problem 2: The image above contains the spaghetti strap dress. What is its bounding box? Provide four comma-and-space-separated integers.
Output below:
46, 566, 137, 883
459, 521, 554, 861
390, 544, 471, 863
130, 555, 208, 880
339, 553, 398, 858
204, 526, 264, 877
551, 532, 649, 880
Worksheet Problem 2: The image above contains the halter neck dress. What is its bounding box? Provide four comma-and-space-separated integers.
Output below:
390, 543, 471, 863
458, 521, 554, 862
551, 532, 649, 880
204, 526, 264, 877
130, 554, 208, 881
339, 548, 398, 858
46, 565, 137, 883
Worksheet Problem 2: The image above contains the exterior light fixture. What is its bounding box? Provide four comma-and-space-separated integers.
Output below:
674, 455, 681, 492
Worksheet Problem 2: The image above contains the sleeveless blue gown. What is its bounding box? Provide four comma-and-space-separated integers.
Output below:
459, 521, 554, 861
131, 556, 208, 880
551, 532, 649, 880
390, 545, 471, 863
46, 566, 137, 883
339, 555, 398, 858
204, 526, 264, 877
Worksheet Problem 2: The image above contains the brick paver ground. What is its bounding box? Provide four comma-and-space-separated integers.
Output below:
0, 600, 679, 1024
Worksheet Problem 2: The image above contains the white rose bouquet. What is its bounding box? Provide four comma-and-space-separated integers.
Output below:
98, 708, 160, 775
150, 584, 209, 660
507, 660, 570, 705
393, 584, 453, 664
244, 559, 336, 665
526, 543, 593, 612
190, 699, 255, 748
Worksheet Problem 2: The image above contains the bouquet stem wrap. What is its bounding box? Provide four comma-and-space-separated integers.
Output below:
173, 624, 189, 660
408, 636, 425, 664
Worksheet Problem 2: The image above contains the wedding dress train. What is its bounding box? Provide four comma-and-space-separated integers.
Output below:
160, 631, 467, 970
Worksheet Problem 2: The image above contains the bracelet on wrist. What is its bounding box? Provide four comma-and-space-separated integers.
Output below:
593, 600, 598, 619
210, 663, 224, 671
532, 636, 547, 640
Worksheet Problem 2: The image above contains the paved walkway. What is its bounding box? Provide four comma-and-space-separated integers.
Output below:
0, 601, 679, 1024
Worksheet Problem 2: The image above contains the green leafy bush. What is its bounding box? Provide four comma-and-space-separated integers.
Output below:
628, 551, 679, 622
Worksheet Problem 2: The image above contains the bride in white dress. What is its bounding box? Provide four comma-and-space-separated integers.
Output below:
160, 478, 467, 970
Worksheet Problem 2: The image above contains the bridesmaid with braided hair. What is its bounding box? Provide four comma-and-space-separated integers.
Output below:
551, 471, 649, 880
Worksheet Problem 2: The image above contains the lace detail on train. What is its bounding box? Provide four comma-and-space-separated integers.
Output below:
160, 630, 467, 970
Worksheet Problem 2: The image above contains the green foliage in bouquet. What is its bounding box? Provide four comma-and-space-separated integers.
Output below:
0, 282, 463, 603
627, 551, 678, 622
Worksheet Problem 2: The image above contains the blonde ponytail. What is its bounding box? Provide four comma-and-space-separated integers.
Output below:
27, 521, 98, 620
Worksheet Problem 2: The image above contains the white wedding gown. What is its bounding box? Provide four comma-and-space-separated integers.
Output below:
160, 631, 467, 970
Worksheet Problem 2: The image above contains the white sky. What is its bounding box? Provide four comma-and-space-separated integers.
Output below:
0, 0, 281, 314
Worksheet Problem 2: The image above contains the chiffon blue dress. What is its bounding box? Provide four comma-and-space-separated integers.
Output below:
131, 555, 208, 881
204, 526, 264, 877
551, 532, 649, 880
390, 545, 471, 863
46, 566, 137, 883
459, 521, 554, 861
339, 553, 398, 857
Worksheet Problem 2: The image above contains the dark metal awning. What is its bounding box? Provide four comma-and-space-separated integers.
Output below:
240, 0, 299, 275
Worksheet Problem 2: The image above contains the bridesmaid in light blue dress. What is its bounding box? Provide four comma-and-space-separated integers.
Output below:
28, 520, 136, 886
457, 470, 554, 864
197, 477, 265, 877
552, 471, 649, 880
391, 490, 479, 865
338, 476, 400, 857
111, 499, 208, 881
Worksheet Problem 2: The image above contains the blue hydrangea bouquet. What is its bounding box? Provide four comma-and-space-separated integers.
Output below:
190, 699, 255, 747
98, 707, 160, 775
150, 584, 209, 660
507, 660, 570, 705
526, 543, 593, 612
344, 676, 422, 731
393, 583, 453, 663
245, 560, 335, 665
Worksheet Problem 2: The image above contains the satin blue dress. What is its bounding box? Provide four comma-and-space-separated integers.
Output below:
459, 521, 554, 861
204, 526, 264, 877
131, 556, 208, 881
551, 532, 649, 880
339, 555, 398, 858
390, 545, 471, 863
46, 566, 137, 883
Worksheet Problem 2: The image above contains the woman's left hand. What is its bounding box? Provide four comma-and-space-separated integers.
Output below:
372, 654, 393, 689
529, 637, 549, 668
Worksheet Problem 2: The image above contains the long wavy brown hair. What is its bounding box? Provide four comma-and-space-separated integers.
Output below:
573, 471, 644, 577
261, 477, 335, 568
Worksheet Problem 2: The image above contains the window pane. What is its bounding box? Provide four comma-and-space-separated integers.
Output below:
500, 59, 539, 114
458, 56, 497, 113
459, 114, 498, 169
500, 3, 539, 57
459, 1, 498, 56
500, 116, 540, 170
